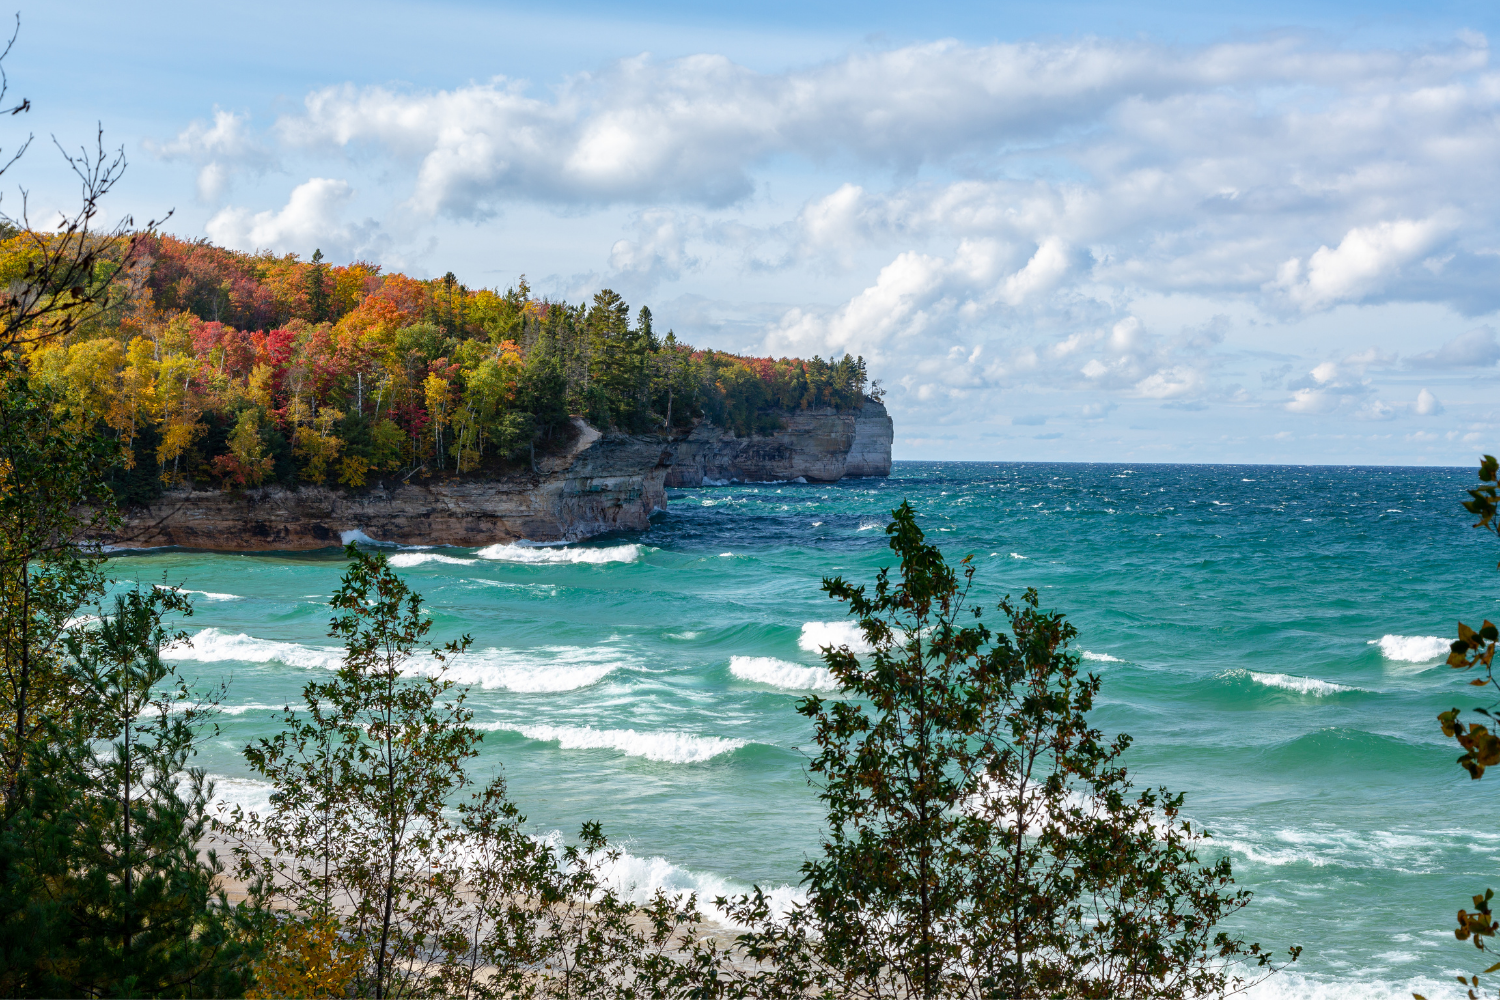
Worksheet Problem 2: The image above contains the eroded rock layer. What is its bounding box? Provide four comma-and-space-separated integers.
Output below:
105, 402, 893, 551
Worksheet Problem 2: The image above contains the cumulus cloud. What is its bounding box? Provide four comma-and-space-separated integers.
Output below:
1283, 359, 1373, 414
206, 178, 384, 260
146, 109, 274, 202
607, 209, 701, 288
1407, 326, 1500, 368
1416, 388, 1444, 415
1274, 217, 1451, 310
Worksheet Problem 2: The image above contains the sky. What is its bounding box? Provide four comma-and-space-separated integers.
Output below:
8, 0, 1500, 465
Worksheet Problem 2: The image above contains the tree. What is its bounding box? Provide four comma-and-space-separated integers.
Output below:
712, 502, 1296, 999
227, 547, 717, 999
1419, 455, 1500, 1000
49, 587, 251, 997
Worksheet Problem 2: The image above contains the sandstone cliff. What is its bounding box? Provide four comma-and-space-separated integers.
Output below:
105, 400, 894, 552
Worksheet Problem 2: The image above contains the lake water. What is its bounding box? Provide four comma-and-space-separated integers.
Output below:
116, 461, 1498, 999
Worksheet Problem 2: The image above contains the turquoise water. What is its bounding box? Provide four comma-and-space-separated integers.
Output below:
116, 462, 1498, 999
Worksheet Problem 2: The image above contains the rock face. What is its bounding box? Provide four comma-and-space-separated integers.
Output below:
105, 402, 894, 552
663, 399, 893, 487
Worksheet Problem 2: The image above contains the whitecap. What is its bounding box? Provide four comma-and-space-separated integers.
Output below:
166, 629, 616, 692
165, 628, 346, 670
1081, 650, 1121, 662
436, 646, 624, 692
729, 655, 841, 691
1369, 634, 1449, 663
718, 552, 734, 558
1246, 671, 1361, 696
1009, 552, 1028, 559
387, 552, 478, 568
577, 840, 803, 921
476, 542, 646, 565
799, 621, 873, 654
219, 702, 284, 716
155, 585, 239, 601
857, 520, 882, 531
340, 528, 391, 546
502, 724, 746, 763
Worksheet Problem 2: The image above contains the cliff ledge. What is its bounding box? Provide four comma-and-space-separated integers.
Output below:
105, 400, 893, 552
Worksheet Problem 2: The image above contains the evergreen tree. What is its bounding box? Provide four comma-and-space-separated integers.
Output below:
711, 502, 1297, 999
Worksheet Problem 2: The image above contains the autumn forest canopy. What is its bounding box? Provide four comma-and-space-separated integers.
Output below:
12, 232, 874, 504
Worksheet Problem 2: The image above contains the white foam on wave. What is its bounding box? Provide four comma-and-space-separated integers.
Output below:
729, 655, 841, 691
340, 528, 393, 546
1240, 968, 1451, 1000
433, 646, 625, 692
857, 520, 882, 531
799, 621, 873, 654
1009, 552, 1027, 559
594, 845, 803, 922
1246, 671, 1361, 696
165, 628, 346, 670
505, 724, 746, 763
1081, 650, 1121, 662
1370, 634, 1449, 663
219, 702, 284, 716
387, 552, 477, 568
155, 585, 239, 602
167, 629, 619, 692
476, 542, 646, 565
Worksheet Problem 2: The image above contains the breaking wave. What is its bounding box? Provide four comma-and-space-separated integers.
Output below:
729, 655, 841, 691
387, 552, 477, 568
434, 646, 625, 692
504, 724, 747, 763
168, 630, 621, 691
798, 621, 872, 654
476, 542, 647, 565
1369, 634, 1449, 663
165, 628, 346, 670
1245, 671, 1362, 697
1081, 650, 1121, 662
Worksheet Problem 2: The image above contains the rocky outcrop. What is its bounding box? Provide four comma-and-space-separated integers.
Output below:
663, 399, 893, 487
105, 402, 894, 552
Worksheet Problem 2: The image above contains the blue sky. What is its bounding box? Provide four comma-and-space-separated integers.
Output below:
10, 0, 1500, 464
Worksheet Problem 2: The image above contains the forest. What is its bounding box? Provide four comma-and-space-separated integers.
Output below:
13, 234, 873, 504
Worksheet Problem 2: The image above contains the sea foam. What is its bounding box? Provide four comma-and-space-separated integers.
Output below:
798, 621, 873, 654
165, 628, 346, 670
430, 646, 624, 692
506, 724, 746, 763
1081, 650, 1121, 662
1370, 634, 1449, 663
1246, 671, 1360, 696
387, 552, 477, 568
167, 629, 620, 691
155, 585, 239, 602
476, 542, 646, 565
729, 655, 841, 691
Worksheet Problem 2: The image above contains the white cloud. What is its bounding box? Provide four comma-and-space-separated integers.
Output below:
1275, 217, 1451, 310
146, 109, 273, 203
1416, 388, 1444, 415
1407, 326, 1500, 368
206, 178, 383, 260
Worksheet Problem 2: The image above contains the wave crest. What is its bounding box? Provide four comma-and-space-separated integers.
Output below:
1369, 634, 1449, 663
476, 542, 647, 565
798, 621, 872, 654
1244, 670, 1362, 696
505, 724, 746, 763
388, 552, 477, 568
165, 628, 346, 670
729, 655, 840, 691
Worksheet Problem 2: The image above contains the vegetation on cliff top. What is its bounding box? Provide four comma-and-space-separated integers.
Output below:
14, 234, 875, 504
